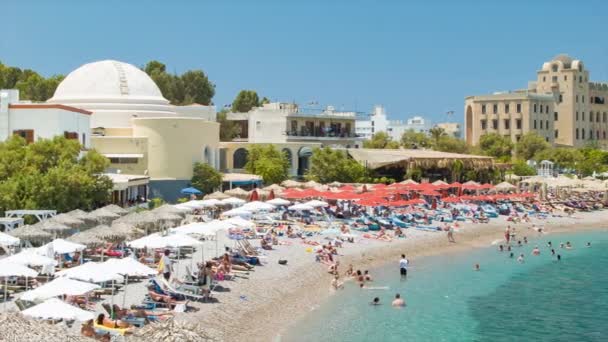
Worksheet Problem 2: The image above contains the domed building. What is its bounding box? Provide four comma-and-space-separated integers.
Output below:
48, 60, 220, 201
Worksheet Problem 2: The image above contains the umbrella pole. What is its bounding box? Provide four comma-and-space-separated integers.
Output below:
110, 279, 115, 318
122, 275, 128, 308
216, 232, 219, 258
4, 278, 7, 311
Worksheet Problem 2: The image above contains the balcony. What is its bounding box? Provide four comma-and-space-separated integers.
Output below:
286, 130, 363, 141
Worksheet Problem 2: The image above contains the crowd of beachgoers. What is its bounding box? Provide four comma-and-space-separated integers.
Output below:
0, 178, 607, 341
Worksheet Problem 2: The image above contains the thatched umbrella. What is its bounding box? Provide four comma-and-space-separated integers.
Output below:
87, 207, 120, 225
224, 187, 249, 198
0, 313, 91, 342
87, 224, 129, 243
303, 180, 321, 189
9, 225, 52, 244
101, 204, 129, 216
48, 213, 84, 229
153, 204, 187, 216
66, 209, 97, 228
263, 183, 285, 193
112, 222, 145, 239
133, 319, 212, 341
114, 212, 157, 235
67, 230, 105, 247
33, 220, 73, 238
281, 179, 303, 188
328, 181, 343, 187
204, 191, 229, 200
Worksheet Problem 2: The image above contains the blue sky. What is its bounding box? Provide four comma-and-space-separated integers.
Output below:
3, 0, 607, 124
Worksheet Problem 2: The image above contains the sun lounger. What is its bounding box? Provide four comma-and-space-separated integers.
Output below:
157, 277, 206, 302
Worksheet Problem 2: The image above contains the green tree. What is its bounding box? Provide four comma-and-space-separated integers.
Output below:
217, 109, 241, 141
478, 133, 513, 162
400, 129, 432, 149
0, 136, 112, 213
515, 132, 550, 160
143, 61, 215, 105
232, 90, 260, 113
363, 132, 400, 149
577, 147, 608, 176
428, 126, 447, 146
260, 97, 271, 105
534, 147, 582, 170
181, 70, 215, 105
511, 160, 537, 176
245, 145, 290, 184
434, 136, 469, 154
306, 147, 367, 183
191, 162, 223, 194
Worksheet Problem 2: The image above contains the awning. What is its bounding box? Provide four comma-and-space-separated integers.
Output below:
102, 153, 144, 158
298, 146, 313, 157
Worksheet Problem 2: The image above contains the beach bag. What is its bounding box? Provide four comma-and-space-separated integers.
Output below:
278, 259, 288, 265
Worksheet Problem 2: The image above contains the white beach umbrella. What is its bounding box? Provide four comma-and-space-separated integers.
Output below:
224, 217, 255, 229
171, 222, 209, 235
266, 198, 291, 206
288, 203, 314, 211
127, 234, 168, 249
0, 232, 19, 246
102, 258, 156, 277
304, 200, 329, 208
36, 238, 85, 255
0, 261, 38, 308
3, 249, 57, 268
20, 277, 100, 302
222, 208, 253, 218
241, 201, 275, 212
55, 262, 122, 283
163, 234, 203, 247
220, 197, 246, 206
22, 298, 94, 321
175, 201, 205, 210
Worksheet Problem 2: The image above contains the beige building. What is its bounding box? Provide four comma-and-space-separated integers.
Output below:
223, 102, 363, 177
465, 54, 608, 148
435, 122, 461, 138
46, 60, 220, 201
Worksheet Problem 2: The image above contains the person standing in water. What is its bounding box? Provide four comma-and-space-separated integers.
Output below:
392, 294, 405, 307
505, 226, 511, 244
399, 254, 409, 277
517, 254, 525, 263
531, 246, 540, 256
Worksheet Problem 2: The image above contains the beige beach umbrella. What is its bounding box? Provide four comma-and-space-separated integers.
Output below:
263, 183, 285, 192
432, 180, 449, 186
33, 220, 73, 238
101, 204, 129, 216
281, 179, 303, 188
204, 191, 230, 200
462, 180, 481, 186
9, 225, 52, 244
67, 230, 105, 247
50, 213, 84, 229
66, 209, 97, 228
328, 181, 343, 187
303, 180, 321, 188
133, 319, 212, 341
87, 207, 120, 225
0, 313, 91, 342
400, 179, 418, 185
494, 181, 517, 192
224, 187, 250, 198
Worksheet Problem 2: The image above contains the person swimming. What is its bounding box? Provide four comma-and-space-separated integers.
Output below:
517, 254, 525, 263
499, 245, 504, 252
517, 241, 522, 247
507, 245, 512, 252
474, 263, 480, 271
557, 254, 561, 261
509, 252, 514, 258
586, 242, 591, 248
532, 246, 540, 256
371, 297, 381, 305
547, 241, 552, 248
364, 270, 373, 282
566, 241, 573, 249
392, 293, 405, 307
523, 236, 528, 244
551, 249, 556, 256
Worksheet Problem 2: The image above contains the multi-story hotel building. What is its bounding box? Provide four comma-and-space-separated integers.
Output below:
465, 54, 608, 148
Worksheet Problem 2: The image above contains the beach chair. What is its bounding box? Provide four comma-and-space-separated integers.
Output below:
157, 277, 206, 302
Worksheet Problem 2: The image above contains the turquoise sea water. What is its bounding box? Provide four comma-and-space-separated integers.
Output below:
286, 230, 608, 342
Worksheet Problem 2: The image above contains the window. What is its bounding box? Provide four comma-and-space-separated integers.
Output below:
579, 76, 582, 83
564, 75, 568, 81
604, 112, 607, 123
582, 112, 585, 121
552, 76, 558, 82
516, 135, 521, 142
597, 131, 600, 140
13, 129, 34, 144
597, 112, 600, 122
552, 64, 558, 72
542, 76, 546, 82
233, 148, 249, 169
604, 131, 606, 140
576, 128, 579, 140
492, 119, 498, 129
516, 103, 521, 113
546, 105, 549, 113
590, 112, 594, 122
554, 112, 558, 121
516, 119, 522, 129
582, 95, 585, 103
82, 133, 86, 147
481, 120, 487, 130
559, 94, 563, 103
64, 131, 78, 140
546, 120, 549, 129
546, 137, 549, 142
504, 119, 510, 129
533, 120, 537, 129
540, 105, 543, 113
540, 120, 543, 129
576, 112, 579, 121
582, 129, 586, 139
109, 157, 138, 164
493, 104, 498, 114
555, 130, 559, 138
481, 104, 486, 114
505, 104, 509, 113
576, 95, 579, 103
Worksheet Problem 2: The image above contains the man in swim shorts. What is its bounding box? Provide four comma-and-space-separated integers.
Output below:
399, 254, 409, 277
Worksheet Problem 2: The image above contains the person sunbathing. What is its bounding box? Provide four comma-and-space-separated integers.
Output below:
376, 228, 393, 242
82, 320, 111, 341
112, 304, 173, 321
260, 239, 273, 250
96, 313, 132, 330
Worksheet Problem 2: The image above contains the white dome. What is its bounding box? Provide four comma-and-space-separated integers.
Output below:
50, 60, 168, 104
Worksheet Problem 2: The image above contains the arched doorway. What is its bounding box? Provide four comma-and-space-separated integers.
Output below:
233, 148, 248, 169
465, 105, 473, 145
297, 146, 313, 176
282, 148, 293, 173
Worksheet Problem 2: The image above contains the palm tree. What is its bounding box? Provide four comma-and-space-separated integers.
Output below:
429, 127, 447, 146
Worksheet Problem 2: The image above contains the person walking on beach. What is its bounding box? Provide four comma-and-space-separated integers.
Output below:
399, 254, 409, 277
161, 249, 173, 280
447, 225, 455, 243
505, 226, 511, 244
